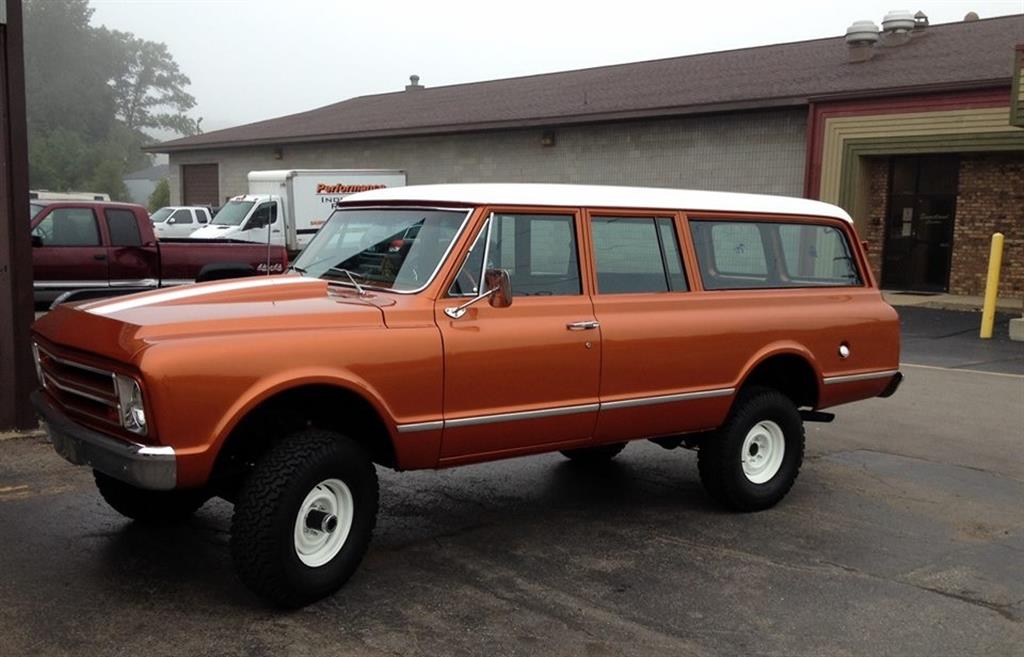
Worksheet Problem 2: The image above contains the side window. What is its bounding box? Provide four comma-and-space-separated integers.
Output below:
777, 224, 862, 285
105, 209, 142, 247
247, 203, 277, 229
196, 209, 209, 224
591, 216, 688, 294
450, 213, 581, 296
31, 208, 100, 246
170, 209, 193, 225
449, 221, 487, 296
691, 219, 861, 290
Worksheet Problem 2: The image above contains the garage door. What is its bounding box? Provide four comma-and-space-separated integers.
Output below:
181, 164, 219, 206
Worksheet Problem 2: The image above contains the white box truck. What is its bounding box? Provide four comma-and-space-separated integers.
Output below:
190, 169, 406, 253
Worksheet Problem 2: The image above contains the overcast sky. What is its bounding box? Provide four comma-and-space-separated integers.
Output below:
90, 0, 1023, 133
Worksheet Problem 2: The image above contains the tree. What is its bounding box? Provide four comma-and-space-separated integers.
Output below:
108, 31, 198, 137
148, 178, 170, 212
23, 0, 197, 193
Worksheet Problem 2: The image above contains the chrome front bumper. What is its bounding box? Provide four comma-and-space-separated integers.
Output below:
31, 390, 177, 490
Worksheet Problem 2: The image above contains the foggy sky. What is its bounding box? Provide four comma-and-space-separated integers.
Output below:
89, 0, 1023, 134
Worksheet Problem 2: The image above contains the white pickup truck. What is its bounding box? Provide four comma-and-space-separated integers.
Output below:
189, 169, 406, 253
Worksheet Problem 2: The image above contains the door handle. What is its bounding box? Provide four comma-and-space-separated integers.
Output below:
566, 320, 600, 331
93, 254, 107, 261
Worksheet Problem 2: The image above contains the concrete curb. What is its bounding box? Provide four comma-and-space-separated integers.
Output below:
0, 425, 44, 442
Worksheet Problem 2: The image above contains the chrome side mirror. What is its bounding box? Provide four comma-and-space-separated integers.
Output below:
444, 268, 513, 319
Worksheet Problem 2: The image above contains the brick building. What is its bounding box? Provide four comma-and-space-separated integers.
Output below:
152, 13, 1024, 296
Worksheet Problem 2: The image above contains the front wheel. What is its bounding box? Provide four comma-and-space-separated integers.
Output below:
230, 429, 379, 608
697, 387, 804, 511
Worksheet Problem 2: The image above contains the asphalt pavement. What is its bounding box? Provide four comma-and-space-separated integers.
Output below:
1, 307, 1021, 657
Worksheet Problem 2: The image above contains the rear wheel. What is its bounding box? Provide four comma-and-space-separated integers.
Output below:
93, 471, 207, 523
697, 387, 804, 511
230, 429, 378, 608
560, 442, 627, 464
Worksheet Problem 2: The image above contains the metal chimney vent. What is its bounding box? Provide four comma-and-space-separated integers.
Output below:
881, 10, 916, 33
405, 75, 424, 91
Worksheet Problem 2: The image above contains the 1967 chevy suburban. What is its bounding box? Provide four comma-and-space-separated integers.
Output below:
31, 184, 901, 606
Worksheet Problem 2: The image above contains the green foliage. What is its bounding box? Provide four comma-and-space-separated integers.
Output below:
23, 0, 197, 195
148, 178, 170, 212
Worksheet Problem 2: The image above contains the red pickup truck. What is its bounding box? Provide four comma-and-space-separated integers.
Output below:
31, 201, 288, 304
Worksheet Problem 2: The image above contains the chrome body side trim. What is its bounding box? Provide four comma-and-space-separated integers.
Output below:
446, 403, 600, 428
394, 386, 737, 433
35, 280, 110, 289
823, 369, 899, 385
110, 278, 158, 288
600, 387, 735, 410
395, 420, 444, 434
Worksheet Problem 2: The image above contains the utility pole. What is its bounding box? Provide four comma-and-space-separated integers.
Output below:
0, 0, 36, 430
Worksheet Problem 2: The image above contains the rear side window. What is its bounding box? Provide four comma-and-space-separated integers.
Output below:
691, 220, 861, 290
591, 216, 687, 293
105, 209, 142, 246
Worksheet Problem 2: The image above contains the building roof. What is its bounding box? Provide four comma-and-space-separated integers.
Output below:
153, 14, 1023, 153
123, 163, 169, 180
342, 183, 853, 222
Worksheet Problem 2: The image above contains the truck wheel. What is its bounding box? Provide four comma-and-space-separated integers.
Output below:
230, 429, 378, 608
697, 387, 804, 511
560, 442, 626, 463
93, 471, 208, 522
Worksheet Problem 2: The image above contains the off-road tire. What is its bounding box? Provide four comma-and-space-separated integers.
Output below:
560, 442, 627, 464
230, 429, 379, 608
697, 387, 804, 511
93, 470, 208, 522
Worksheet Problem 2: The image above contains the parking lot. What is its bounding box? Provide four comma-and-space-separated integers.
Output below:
1, 307, 1021, 657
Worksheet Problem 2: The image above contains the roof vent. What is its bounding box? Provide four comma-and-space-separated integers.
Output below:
845, 20, 879, 62
405, 74, 424, 92
964, 11, 979, 22
913, 10, 929, 29
882, 10, 916, 33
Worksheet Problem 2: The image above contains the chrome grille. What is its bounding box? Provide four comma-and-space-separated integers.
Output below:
34, 344, 120, 427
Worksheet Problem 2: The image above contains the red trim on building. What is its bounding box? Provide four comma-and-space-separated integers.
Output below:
803, 87, 1011, 199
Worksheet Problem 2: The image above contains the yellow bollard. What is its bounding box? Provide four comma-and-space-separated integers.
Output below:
979, 232, 1005, 339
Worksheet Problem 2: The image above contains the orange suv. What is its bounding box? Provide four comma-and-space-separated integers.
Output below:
31, 184, 901, 606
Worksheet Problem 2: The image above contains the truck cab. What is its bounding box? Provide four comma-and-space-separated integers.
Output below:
191, 195, 283, 246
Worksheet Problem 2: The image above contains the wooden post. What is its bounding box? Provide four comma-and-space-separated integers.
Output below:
0, 0, 36, 430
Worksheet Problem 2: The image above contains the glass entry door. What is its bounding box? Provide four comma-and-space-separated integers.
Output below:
882, 156, 959, 292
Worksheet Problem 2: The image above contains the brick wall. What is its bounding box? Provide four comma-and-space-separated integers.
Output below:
862, 153, 1024, 296
951, 154, 1024, 296
167, 108, 807, 205
862, 157, 889, 283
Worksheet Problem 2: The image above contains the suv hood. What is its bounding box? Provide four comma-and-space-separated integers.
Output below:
33, 275, 384, 362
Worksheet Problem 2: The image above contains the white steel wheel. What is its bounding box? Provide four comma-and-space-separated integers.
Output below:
740, 420, 786, 484
293, 478, 354, 568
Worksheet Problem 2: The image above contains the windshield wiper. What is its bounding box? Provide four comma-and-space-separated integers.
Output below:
325, 267, 366, 296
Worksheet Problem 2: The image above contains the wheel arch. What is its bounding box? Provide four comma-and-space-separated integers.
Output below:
734, 343, 823, 410
207, 372, 400, 492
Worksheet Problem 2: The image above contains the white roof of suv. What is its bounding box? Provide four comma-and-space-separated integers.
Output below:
344, 184, 852, 223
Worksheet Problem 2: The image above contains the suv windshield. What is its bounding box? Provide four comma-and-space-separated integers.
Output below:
212, 201, 255, 226
150, 207, 173, 223
292, 207, 468, 292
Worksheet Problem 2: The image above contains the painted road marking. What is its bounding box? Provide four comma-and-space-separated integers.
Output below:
901, 362, 1024, 379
